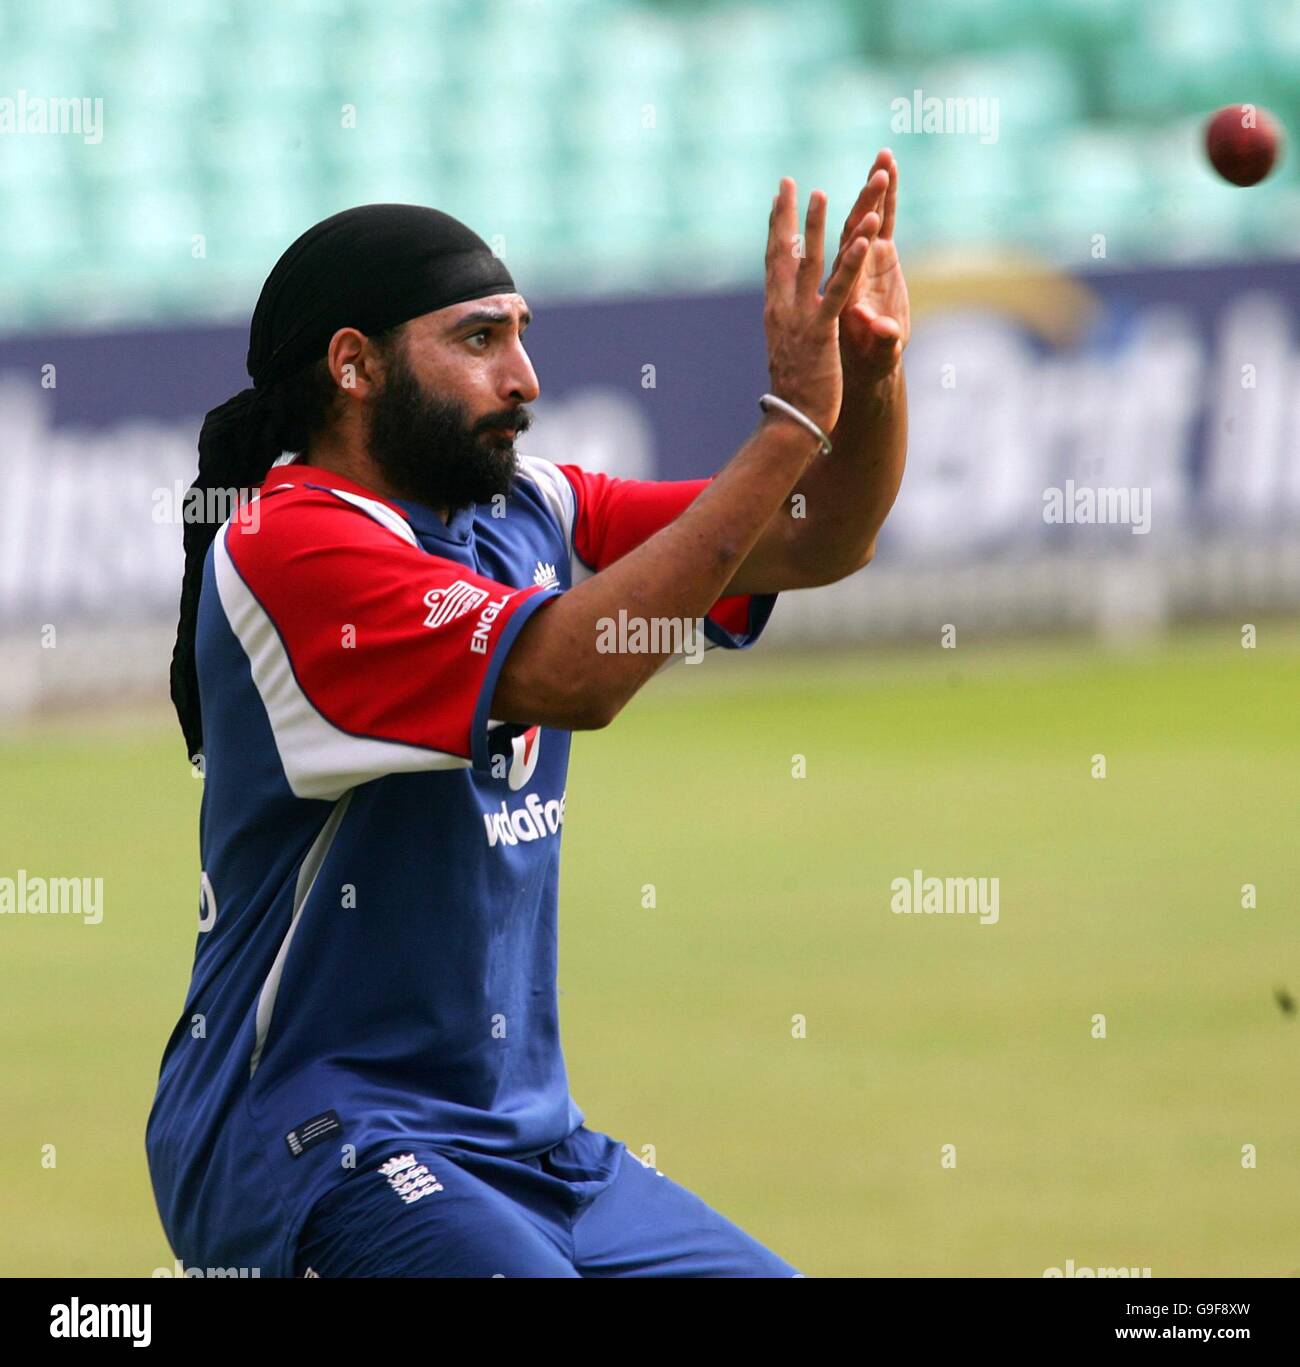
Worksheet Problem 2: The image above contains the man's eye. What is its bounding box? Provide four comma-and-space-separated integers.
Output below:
468, 330, 491, 347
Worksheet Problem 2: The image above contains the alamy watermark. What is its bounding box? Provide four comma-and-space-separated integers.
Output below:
1, 870, 103, 924
596, 611, 706, 664
152, 482, 261, 531
1043, 481, 1151, 535
891, 869, 999, 925
1043, 1258, 1151, 1278
152, 1259, 262, 1277
890, 88, 999, 144
1, 90, 102, 144
49, 1300, 149, 1346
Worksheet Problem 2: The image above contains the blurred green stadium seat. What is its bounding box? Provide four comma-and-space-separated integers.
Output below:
0, 0, 1293, 329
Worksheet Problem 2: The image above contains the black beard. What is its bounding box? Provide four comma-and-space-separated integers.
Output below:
367, 354, 529, 514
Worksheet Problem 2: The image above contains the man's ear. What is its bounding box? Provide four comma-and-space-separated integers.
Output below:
326, 327, 378, 399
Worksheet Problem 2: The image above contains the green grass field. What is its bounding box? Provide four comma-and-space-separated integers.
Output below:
2, 623, 1297, 1277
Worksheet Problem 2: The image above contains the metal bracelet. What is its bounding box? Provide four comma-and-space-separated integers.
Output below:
757, 392, 833, 455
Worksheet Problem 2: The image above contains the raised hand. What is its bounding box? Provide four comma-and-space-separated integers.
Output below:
763, 176, 870, 437
827, 149, 910, 380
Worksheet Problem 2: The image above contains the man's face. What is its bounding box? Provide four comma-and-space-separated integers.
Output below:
365, 294, 539, 514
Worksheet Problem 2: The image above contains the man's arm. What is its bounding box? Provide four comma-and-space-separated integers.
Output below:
492, 178, 871, 732
719, 150, 911, 594
496, 413, 821, 729
720, 362, 907, 594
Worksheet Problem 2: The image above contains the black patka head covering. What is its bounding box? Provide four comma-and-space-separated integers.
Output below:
170, 203, 516, 763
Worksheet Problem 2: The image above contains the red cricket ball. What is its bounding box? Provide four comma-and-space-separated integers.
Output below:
1204, 104, 1282, 186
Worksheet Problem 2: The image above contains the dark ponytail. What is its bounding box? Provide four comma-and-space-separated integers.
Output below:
169, 358, 339, 763
169, 388, 277, 765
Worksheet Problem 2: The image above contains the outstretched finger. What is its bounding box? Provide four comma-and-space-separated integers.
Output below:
881, 152, 898, 240
838, 156, 890, 248
824, 209, 880, 289
766, 177, 799, 304
849, 209, 882, 252
816, 235, 869, 325
797, 189, 828, 301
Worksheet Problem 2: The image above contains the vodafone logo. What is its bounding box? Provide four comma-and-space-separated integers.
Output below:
508, 725, 541, 790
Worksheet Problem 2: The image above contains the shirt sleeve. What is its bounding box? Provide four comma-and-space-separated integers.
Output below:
212, 484, 560, 801
550, 463, 778, 649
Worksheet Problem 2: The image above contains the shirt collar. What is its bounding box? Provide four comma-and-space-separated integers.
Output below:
260, 460, 475, 546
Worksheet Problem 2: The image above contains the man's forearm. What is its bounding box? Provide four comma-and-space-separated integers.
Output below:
717, 363, 908, 596
791, 362, 908, 579
492, 413, 821, 730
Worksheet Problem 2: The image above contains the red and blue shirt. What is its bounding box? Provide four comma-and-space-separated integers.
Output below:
146, 455, 777, 1276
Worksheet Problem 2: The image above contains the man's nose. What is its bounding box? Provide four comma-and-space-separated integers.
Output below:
502, 344, 540, 404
